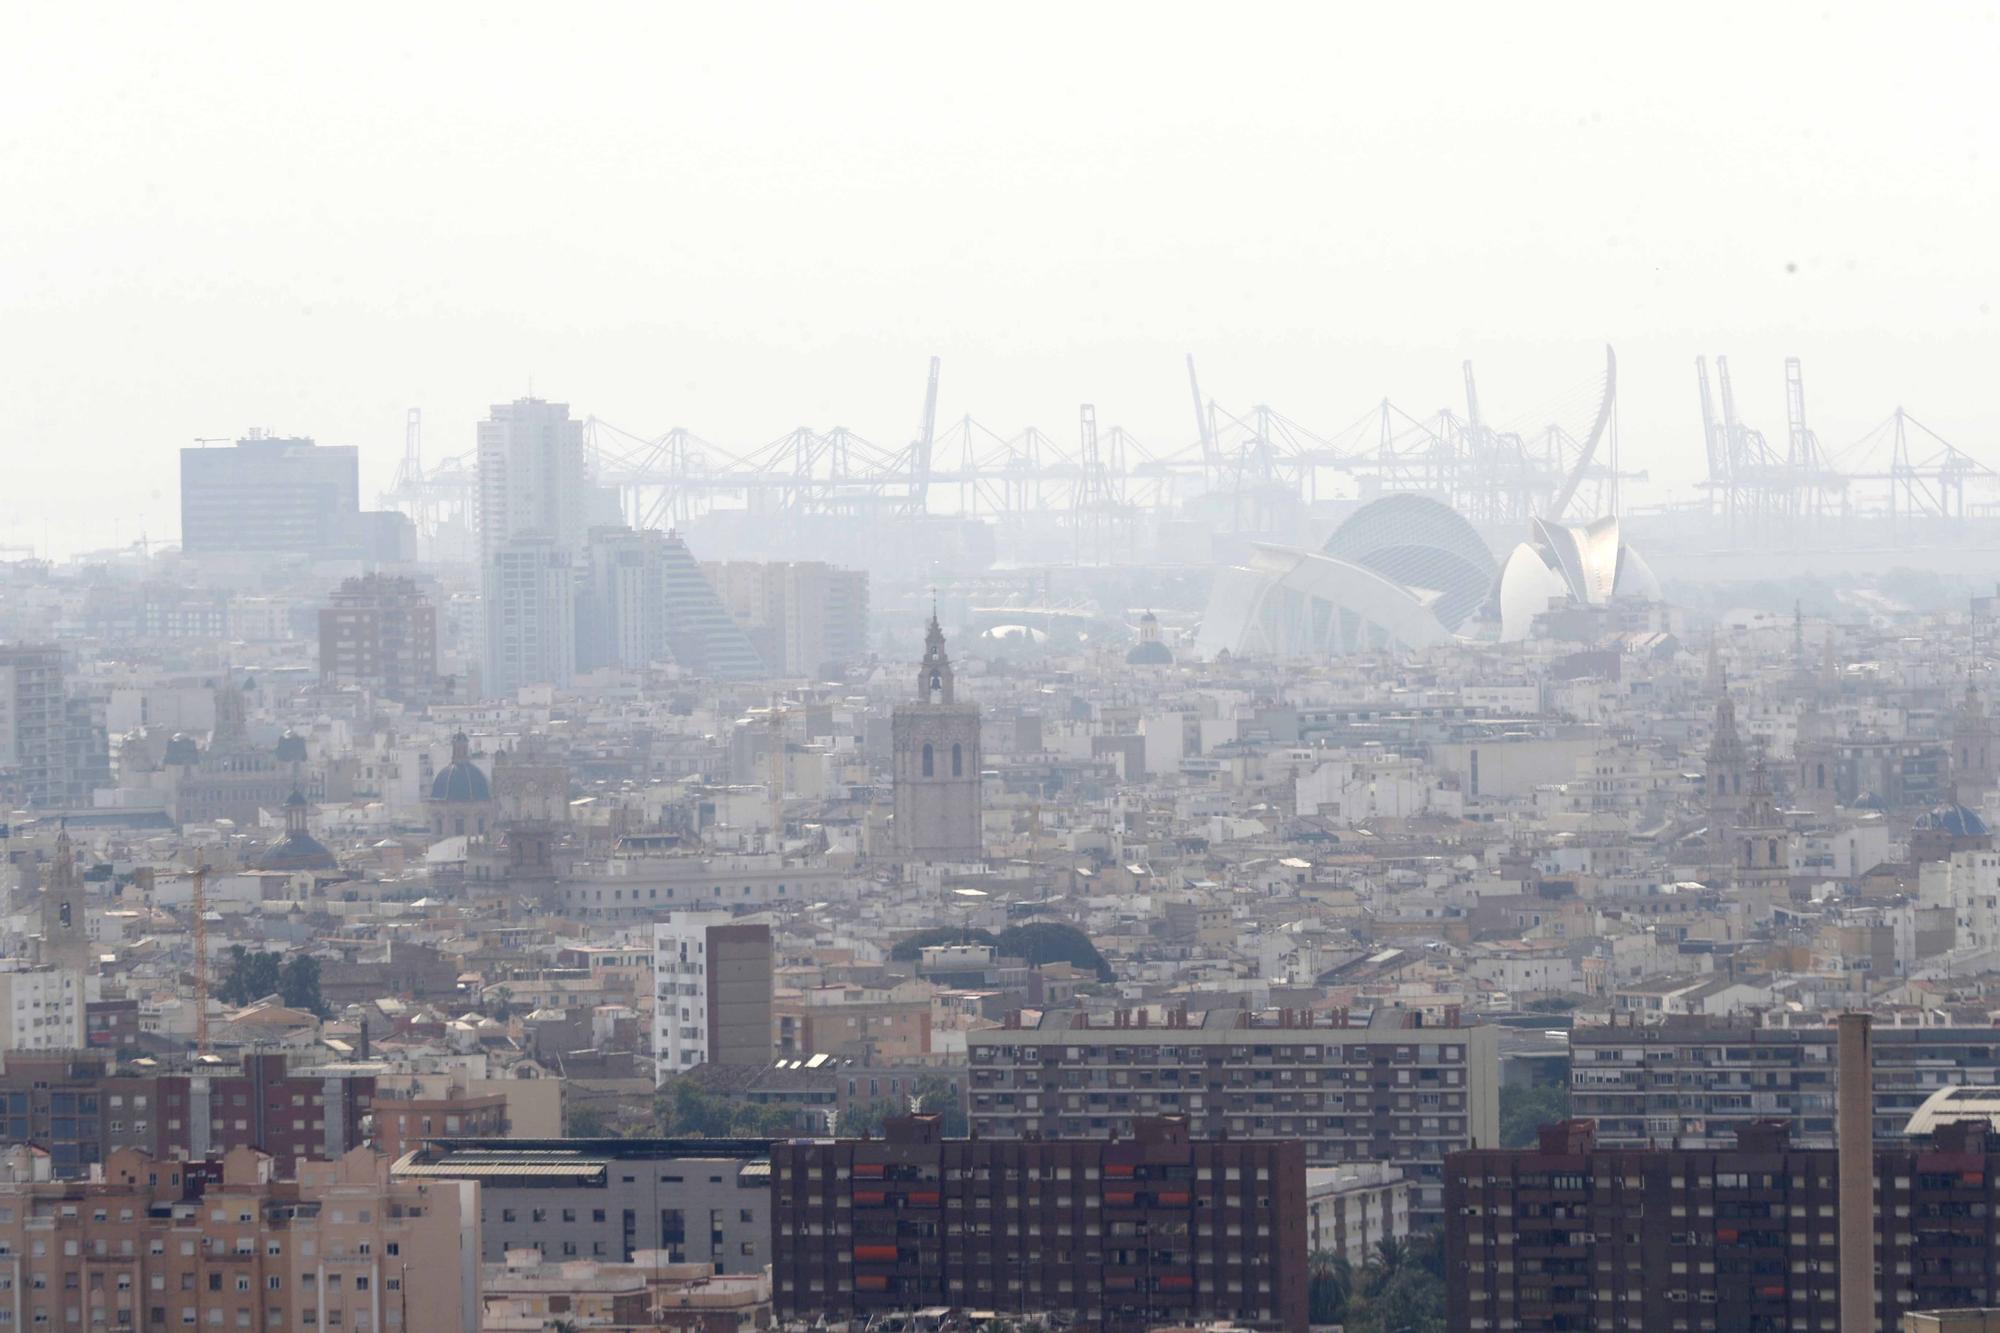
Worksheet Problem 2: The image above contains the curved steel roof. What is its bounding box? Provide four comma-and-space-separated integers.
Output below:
1322, 494, 1499, 631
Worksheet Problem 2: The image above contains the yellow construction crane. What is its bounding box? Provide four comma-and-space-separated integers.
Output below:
190, 866, 210, 1056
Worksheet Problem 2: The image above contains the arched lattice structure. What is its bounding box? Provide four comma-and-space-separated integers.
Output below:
1321, 494, 1499, 632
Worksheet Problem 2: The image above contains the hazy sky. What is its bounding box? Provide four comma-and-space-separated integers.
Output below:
6, 3, 1998, 555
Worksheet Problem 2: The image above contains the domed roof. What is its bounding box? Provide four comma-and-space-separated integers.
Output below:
275, 730, 308, 763
256, 831, 339, 873
259, 788, 338, 872
1125, 640, 1174, 665
164, 733, 201, 766
1322, 494, 1499, 632
429, 733, 491, 804
1914, 803, 1989, 838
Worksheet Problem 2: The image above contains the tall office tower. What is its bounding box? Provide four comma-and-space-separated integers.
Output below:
476, 397, 588, 560
651, 913, 773, 1081
477, 399, 589, 696
317, 574, 438, 702
483, 535, 576, 695
0, 644, 69, 809
577, 526, 669, 672
891, 614, 982, 860
179, 432, 364, 556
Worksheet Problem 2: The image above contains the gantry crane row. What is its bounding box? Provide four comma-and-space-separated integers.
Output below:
1842, 406, 2000, 524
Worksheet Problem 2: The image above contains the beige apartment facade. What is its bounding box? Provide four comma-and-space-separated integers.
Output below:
0, 1144, 478, 1333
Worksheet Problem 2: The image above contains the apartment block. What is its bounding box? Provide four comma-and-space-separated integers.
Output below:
1304, 1163, 1410, 1268
652, 915, 774, 1081
391, 1138, 770, 1270
0, 1052, 375, 1180
704, 560, 868, 676
0, 643, 69, 808
967, 1006, 1497, 1227
0, 965, 87, 1053
0, 1142, 477, 1333
770, 1115, 1307, 1333
318, 576, 437, 703
481, 535, 576, 696
1447, 1116, 2000, 1332
1570, 1018, 2000, 1145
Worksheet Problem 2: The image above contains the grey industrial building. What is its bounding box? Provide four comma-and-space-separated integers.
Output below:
392, 1138, 773, 1271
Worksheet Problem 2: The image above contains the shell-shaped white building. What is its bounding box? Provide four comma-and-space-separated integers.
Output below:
1197, 495, 1657, 659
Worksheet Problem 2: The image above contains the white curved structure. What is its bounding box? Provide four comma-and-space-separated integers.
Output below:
1198, 544, 1459, 659
1497, 542, 1573, 641
1496, 515, 1659, 640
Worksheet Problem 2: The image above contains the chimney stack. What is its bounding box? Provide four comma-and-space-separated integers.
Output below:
1837, 1012, 1872, 1333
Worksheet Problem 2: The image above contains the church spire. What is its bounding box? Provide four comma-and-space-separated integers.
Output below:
49, 823, 76, 891
919, 612, 954, 704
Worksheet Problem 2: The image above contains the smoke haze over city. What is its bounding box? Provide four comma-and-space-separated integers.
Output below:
6, 2, 1999, 553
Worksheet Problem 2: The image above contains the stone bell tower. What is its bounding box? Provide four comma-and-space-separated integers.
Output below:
891, 612, 983, 861
39, 826, 91, 972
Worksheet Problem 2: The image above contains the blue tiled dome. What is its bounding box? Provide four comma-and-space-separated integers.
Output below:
1915, 803, 1989, 838
429, 733, 491, 803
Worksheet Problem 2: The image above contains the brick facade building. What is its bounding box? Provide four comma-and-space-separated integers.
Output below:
0, 1052, 374, 1179
771, 1115, 1307, 1333
1447, 1117, 2000, 1332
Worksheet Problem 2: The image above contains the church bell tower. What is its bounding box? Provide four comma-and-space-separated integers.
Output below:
891, 613, 983, 861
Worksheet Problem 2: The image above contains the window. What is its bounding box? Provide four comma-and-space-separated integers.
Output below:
921, 743, 934, 777
951, 742, 963, 776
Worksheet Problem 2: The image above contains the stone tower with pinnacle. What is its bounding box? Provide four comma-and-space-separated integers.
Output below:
891, 611, 983, 861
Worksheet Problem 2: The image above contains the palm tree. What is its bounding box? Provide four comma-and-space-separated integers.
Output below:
1307, 1250, 1353, 1324
1369, 1235, 1411, 1283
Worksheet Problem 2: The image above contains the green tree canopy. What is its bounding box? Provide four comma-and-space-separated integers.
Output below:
910, 1073, 967, 1135
888, 922, 1113, 981
218, 946, 282, 1007
655, 1079, 800, 1138
278, 955, 327, 1017
1500, 1081, 1572, 1148
995, 923, 1113, 981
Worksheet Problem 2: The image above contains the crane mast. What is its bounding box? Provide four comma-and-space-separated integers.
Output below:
908, 357, 940, 511
191, 865, 209, 1056
1696, 357, 1726, 485
1187, 354, 1217, 477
